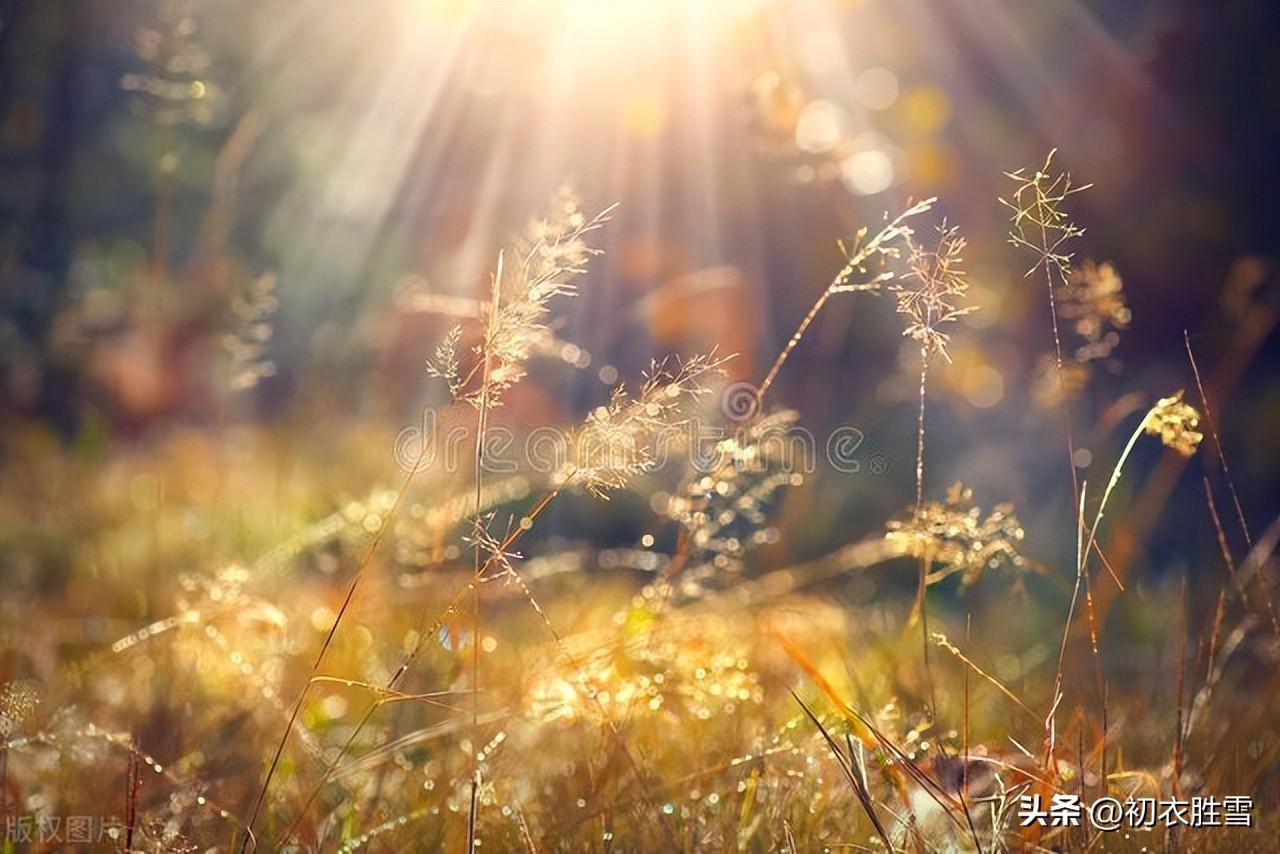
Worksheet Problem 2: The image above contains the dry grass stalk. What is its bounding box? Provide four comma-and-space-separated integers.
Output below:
1004, 151, 1114, 782
756, 197, 934, 402
455, 188, 615, 847
428, 187, 616, 409
931, 633, 1037, 721
891, 220, 975, 719
1185, 331, 1253, 545
242, 432, 435, 849
790, 690, 893, 850
1001, 148, 1091, 498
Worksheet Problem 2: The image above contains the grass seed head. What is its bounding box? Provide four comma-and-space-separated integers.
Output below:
1058, 260, 1130, 364
565, 352, 724, 499
891, 223, 975, 361
885, 482, 1028, 588
1145, 390, 1204, 456
1001, 148, 1092, 281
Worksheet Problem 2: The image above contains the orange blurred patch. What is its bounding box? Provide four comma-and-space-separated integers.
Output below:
634, 266, 759, 380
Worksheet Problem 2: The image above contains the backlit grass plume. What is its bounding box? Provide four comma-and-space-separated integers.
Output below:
427, 186, 616, 408
891, 223, 975, 363
885, 482, 1028, 589
223, 272, 278, 392
1001, 149, 1092, 491
668, 408, 801, 565
562, 352, 724, 499
757, 197, 934, 401
889, 220, 977, 539
1145, 389, 1205, 457
1000, 148, 1092, 282
1058, 259, 1130, 365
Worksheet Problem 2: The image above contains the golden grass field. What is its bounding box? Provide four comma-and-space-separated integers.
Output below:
2, 1, 1279, 852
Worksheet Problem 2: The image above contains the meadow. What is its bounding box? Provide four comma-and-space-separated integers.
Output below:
1, 1, 1278, 852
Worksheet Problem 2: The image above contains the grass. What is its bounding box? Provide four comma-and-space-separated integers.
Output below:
2, 151, 1279, 854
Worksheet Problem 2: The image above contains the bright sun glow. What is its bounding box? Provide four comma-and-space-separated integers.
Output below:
505, 0, 764, 49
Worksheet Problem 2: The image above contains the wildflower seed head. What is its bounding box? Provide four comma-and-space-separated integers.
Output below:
668, 409, 800, 564
830, 197, 935, 294
1144, 390, 1204, 456
1058, 260, 1130, 364
885, 482, 1027, 588
427, 186, 615, 407
425, 324, 464, 398
1001, 149, 1092, 281
566, 352, 724, 499
891, 223, 975, 361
